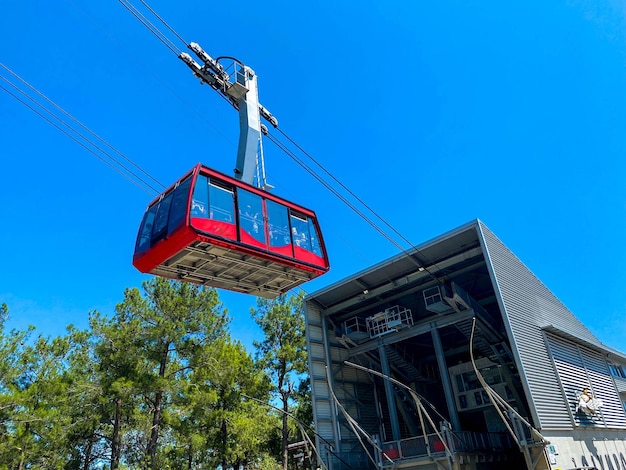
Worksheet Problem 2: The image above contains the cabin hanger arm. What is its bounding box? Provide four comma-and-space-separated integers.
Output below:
178, 42, 277, 189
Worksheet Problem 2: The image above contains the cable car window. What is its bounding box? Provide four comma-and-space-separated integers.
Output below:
152, 193, 174, 243
290, 212, 312, 251
208, 180, 235, 223
168, 176, 192, 235
266, 200, 291, 249
307, 218, 323, 257
238, 189, 266, 246
191, 174, 209, 219
136, 204, 158, 253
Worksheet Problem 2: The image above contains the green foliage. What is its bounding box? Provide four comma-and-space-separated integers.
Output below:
251, 291, 309, 470
0, 283, 313, 469
0, 322, 99, 469
252, 291, 308, 381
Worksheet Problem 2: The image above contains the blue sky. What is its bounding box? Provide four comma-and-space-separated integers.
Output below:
1, 0, 625, 353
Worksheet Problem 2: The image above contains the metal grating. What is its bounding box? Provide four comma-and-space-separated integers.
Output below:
150, 239, 315, 298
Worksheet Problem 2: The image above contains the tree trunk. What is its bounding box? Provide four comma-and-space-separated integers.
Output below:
17, 422, 29, 470
282, 389, 289, 470
221, 417, 228, 470
111, 396, 122, 469
147, 343, 169, 469
83, 437, 93, 470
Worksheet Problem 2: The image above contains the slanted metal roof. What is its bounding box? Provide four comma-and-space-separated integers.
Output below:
305, 219, 484, 317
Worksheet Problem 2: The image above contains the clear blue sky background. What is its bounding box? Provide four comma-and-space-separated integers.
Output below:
1, 1, 625, 353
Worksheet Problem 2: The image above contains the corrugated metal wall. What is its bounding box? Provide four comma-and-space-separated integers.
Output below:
305, 300, 385, 467
478, 222, 604, 430
304, 302, 336, 447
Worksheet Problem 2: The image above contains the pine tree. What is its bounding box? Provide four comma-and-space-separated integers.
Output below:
251, 291, 308, 470
113, 278, 229, 469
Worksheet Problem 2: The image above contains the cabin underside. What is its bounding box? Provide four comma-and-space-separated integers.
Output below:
148, 238, 317, 298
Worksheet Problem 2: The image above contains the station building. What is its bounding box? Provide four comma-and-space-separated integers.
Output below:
304, 220, 626, 470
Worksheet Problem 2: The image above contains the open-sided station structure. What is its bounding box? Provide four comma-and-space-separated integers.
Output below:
304, 220, 626, 470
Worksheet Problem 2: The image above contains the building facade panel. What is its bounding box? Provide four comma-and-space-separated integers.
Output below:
543, 330, 626, 430
578, 347, 626, 428
304, 303, 337, 452
478, 223, 573, 430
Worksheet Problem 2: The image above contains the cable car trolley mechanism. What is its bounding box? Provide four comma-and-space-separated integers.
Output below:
133, 43, 329, 297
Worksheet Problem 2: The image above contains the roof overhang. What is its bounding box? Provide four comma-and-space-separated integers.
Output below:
305, 220, 485, 317
542, 324, 626, 361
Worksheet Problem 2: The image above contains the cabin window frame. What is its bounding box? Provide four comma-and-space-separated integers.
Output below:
167, 177, 193, 236
237, 188, 267, 247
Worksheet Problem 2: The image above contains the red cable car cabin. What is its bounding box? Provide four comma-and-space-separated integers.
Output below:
133, 164, 330, 298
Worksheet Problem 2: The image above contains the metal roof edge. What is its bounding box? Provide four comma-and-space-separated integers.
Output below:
304, 219, 483, 302
542, 324, 626, 361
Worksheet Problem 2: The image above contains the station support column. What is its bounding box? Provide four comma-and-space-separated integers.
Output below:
431, 327, 461, 431
379, 345, 402, 442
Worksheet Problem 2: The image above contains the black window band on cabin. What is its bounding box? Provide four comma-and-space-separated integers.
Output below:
135, 204, 158, 253
167, 176, 192, 236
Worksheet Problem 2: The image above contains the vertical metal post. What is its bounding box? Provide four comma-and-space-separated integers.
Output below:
431, 327, 461, 431
321, 316, 341, 459
234, 65, 262, 186
379, 346, 402, 442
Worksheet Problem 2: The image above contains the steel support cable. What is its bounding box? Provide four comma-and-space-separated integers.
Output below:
137, 0, 188, 47
266, 131, 447, 299
265, 133, 410, 257
273, 127, 449, 281
295, 422, 324, 470
1, 64, 165, 194
325, 367, 384, 468
0, 81, 154, 196
241, 393, 338, 470
265, 133, 402, 292
344, 361, 455, 458
118, 0, 182, 55
0, 71, 162, 195
72, 0, 237, 154
468, 318, 547, 450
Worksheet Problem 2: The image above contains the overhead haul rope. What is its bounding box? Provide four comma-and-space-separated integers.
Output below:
273, 126, 444, 272
0, 65, 164, 196
265, 133, 409, 260
118, 0, 182, 56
